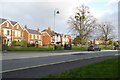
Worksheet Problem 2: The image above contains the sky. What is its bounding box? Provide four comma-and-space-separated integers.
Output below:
0, 0, 119, 40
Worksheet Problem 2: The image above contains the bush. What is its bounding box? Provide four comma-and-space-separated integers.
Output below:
108, 39, 113, 45
12, 40, 17, 46
55, 45, 63, 50
12, 40, 27, 47
47, 43, 54, 48
20, 40, 27, 47
16, 42, 21, 46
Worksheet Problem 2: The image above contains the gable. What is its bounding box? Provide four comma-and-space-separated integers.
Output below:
1, 21, 12, 29
13, 23, 23, 31
42, 32, 51, 37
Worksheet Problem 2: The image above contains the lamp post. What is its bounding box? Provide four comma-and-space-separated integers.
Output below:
53, 9, 60, 44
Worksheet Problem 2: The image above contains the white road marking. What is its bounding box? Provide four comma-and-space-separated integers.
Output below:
115, 54, 120, 56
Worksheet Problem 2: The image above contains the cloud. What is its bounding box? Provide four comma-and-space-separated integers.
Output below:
107, 0, 119, 6
0, 0, 118, 38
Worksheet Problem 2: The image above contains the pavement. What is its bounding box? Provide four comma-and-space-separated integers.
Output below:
2, 50, 119, 60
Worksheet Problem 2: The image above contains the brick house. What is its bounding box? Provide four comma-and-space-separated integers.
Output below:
0, 18, 73, 48
42, 27, 72, 46
24, 25, 42, 46
0, 18, 24, 46
12, 23, 24, 42
42, 27, 55, 45
94, 37, 105, 44
0, 18, 14, 46
61, 34, 72, 46
41, 31, 51, 46
42, 27, 62, 46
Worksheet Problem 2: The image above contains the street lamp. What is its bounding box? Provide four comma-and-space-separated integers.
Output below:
53, 9, 60, 44
54, 9, 60, 31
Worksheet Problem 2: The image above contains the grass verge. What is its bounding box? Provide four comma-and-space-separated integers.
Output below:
43, 57, 119, 78
72, 46, 87, 51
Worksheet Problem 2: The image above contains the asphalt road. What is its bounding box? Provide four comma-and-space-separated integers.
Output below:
1, 51, 119, 78
2, 56, 118, 78
2, 51, 118, 72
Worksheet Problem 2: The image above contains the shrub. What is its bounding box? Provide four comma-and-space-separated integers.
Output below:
16, 42, 21, 46
47, 43, 54, 48
108, 39, 113, 45
12, 40, 17, 46
55, 45, 63, 50
20, 40, 27, 47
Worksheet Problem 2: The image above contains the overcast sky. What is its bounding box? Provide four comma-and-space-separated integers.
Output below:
0, 0, 119, 40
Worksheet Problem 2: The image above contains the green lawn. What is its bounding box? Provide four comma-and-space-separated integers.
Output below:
99, 45, 113, 50
43, 57, 119, 78
72, 45, 88, 51
7, 46, 64, 51
6, 44, 113, 51
72, 45, 113, 51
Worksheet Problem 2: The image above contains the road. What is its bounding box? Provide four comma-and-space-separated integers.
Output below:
1, 50, 119, 78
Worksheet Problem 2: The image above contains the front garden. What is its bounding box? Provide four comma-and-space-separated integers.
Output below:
1, 39, 115, 51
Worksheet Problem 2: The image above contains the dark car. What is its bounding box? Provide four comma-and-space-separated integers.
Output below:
88, 45, 101, 51
113, 45, 120, 50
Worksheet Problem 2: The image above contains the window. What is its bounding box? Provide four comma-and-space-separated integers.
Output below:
39, 35, 41, 39
7, 30, 10, 36
15, 30, 21, 37
35, 35, 37, 39
32, 34, 34, 39
17, 31, 21, 37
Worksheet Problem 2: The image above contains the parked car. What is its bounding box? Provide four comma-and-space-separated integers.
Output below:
27, 43, 35, 47
113, 45, 120, 50
88, 45, 101, 51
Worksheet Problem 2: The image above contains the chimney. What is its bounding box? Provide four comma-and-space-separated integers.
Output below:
48, 27, 51, 31
24, 25, 27, 29
37, 28, 39, 31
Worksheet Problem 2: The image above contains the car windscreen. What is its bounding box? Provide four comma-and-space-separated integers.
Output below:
94, 46, 99, 48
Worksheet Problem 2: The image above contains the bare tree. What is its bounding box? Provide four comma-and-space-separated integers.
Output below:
98, 22, 113, 46
68, 5, 97, 45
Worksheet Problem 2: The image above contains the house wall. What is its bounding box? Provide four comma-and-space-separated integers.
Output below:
55, 35, 61, 43
61, 35, 72, 46
1, 21, 13, 46
28, 34, 42, 45
23, 30, 28, 42
42, 32, 51, 46
13, 24, 23, 42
